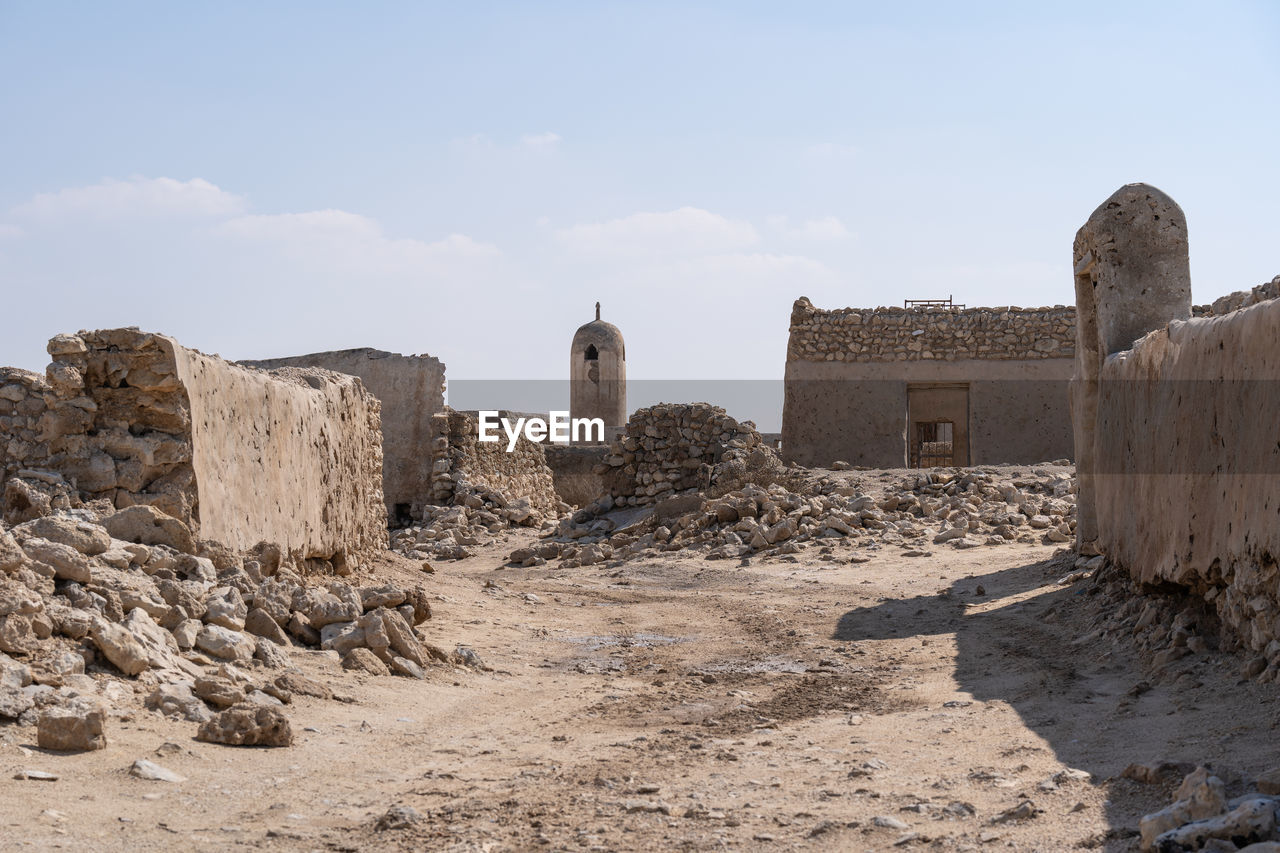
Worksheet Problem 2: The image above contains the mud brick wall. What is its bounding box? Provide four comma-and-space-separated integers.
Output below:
243, 348, 445, 521
1073, 183, 1280, 664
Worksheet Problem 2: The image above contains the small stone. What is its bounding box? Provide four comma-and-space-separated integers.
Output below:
342, 647, 390, 676
15, 770, 59, 781
374, 805, 422, 831
129, 759, 186, 783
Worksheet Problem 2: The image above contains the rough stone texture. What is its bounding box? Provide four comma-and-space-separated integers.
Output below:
569, 306, 627, 428
543, 444, 608, 508
429, 409, 560, 516
243, 348, 445, 523
102, 505, 195, 553
1194, 275, 1280, 317
1072, 183, 1193, 545
783, 299, 1075, 468
195, 704, 293, 747
598, 403, 764, 507
1072, 184, 1280, 662
37, 705, 107, 751
0, 329, 386, 565
787, 298, 1076, 363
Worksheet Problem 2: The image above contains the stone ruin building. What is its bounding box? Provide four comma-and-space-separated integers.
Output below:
782, 296, 1076, 469
1072, 182, 1280, 671
242, 348, 445, 525
569, 302, 627, 429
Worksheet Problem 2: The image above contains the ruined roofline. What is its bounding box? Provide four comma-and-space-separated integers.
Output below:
244, 346, 443, 366
791, 295, 1074, 322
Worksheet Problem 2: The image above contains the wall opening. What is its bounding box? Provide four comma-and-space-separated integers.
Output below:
584, 344, 599, 361
907, 383, 970, 467
911, 420, 954, 468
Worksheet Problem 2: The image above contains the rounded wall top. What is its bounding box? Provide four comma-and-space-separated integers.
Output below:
571, 319, 626, 356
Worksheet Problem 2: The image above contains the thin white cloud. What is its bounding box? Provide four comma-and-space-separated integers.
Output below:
556, 206, 759, 257
0, 224, 23, 239
521, 131, 561, 149
805, 142, 858, 158
12, 176, 247, 222
215, 209, 499, 276
768, 214, 850, 241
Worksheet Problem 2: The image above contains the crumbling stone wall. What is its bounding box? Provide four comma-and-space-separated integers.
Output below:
1193, 275, 1280, 317
0, 329, 386, 564
243, 348, 445, 522
788, 299, 1076, 362
599, 403, 764, 507
1073, 183, 1280, 664
543, 444, 607, 508
428, 410, 559, 517
783, 300, 1075, 468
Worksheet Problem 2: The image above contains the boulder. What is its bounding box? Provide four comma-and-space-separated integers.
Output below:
37, 706, 107, 751
195, 625, 256, 663
102, 506, 195, 554
342, 647, 390, 676
90, 617, 150, 676
14, 516, 110, 556
21, 538, 91, 583
196, 705, 293, 747
243, 608, 289, 646
203, 586, 247, 631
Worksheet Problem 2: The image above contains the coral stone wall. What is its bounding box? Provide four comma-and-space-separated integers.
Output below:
428, 410, 560, 516
599, 403, 763, 506
787, 297, 1076, 362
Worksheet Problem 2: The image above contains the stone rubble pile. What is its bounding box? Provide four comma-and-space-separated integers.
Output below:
512, 466, 1077, 567
390, 483, 566, 561
0, 472, 441, 750
597, 403, 770, 507
1136, 765, 1280, 852
1194, 274, 1280, 317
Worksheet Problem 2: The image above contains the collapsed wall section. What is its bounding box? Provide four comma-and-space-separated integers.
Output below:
429, 410, 560, 518
598, 403, 764, 506
243, 348, 445, 521
0, 329, 386, 564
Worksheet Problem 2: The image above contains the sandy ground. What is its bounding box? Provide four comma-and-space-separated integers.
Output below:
3, 512, 1277, 851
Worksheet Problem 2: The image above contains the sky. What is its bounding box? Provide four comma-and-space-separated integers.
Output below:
1, 1, 1277, 418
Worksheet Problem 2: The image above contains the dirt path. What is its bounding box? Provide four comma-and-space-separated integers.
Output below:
4, 537, 1277, 851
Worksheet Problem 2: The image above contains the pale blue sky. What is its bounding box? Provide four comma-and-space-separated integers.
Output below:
1, 1, 1277, 399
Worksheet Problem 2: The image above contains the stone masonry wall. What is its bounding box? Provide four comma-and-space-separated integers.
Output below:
243, 348, 445, 522
0, 329, 386, 564
598, 403, 763, 507
428, 410, 560, 517
788, 297, 1076, 362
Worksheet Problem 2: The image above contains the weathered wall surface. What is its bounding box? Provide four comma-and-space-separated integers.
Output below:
1090, 301, 1280, 655
599, 403, 764, 506
782, 357, 1073, 468
244, 348, 444, 520
429, 410, 560, 517
788, 298, 1076, 362
543, 444, 607, 508
0, 329, 386, 564
1073, 183, 1280, 663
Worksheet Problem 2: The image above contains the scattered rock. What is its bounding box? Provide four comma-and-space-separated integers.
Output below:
196, 705, 293, 747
